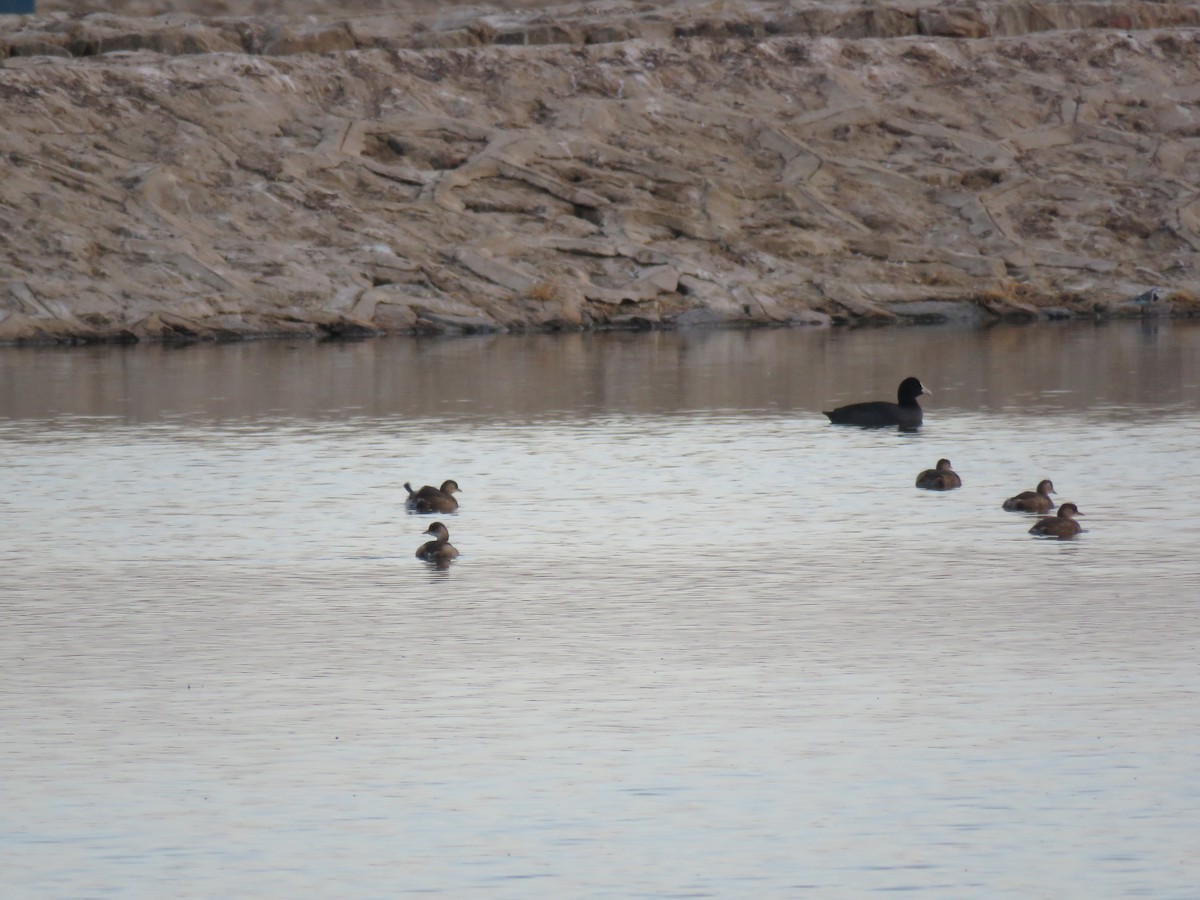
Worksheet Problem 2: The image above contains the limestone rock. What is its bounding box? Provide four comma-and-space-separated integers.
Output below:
4, 0, 1200, 343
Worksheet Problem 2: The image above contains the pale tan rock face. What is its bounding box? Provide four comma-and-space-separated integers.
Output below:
3, 0, 1200, 343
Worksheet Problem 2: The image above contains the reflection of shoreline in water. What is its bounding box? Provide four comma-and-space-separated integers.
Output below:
1, 320, 1198, 425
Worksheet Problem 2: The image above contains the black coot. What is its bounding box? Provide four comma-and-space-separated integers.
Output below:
824, 377, 927, 429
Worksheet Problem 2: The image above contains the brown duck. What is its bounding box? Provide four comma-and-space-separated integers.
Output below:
416, 521, 459, 562
405, 479, 460, 514
915, 458, 962, 491
1028, 503, 1083, 538
1002, 479, 1055, 512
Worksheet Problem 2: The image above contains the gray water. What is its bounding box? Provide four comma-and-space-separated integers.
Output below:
2, 321, 1199, 898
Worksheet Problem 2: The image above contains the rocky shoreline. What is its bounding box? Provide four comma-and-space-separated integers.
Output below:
3, 0, 1200, 345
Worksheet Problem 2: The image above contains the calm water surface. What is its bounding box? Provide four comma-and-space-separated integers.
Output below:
2, 322, 1199, 898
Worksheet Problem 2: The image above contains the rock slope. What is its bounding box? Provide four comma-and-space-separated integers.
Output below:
3, 0, 1200, 343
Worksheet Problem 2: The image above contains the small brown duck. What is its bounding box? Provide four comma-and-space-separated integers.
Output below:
915, 458, 962, 491
416, 521, 459, 562
405, 479, 460, 514
1028, 502, 1083, 538
1002, 479, 1056, 512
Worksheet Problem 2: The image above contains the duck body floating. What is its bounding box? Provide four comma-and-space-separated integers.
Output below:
1029, 503, 1084, 538
405, 479, 461, 514
825, 377, 927, 430
416, 521, 459, 562
916, 458, 962, 491
1003, 479, 1055, 513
